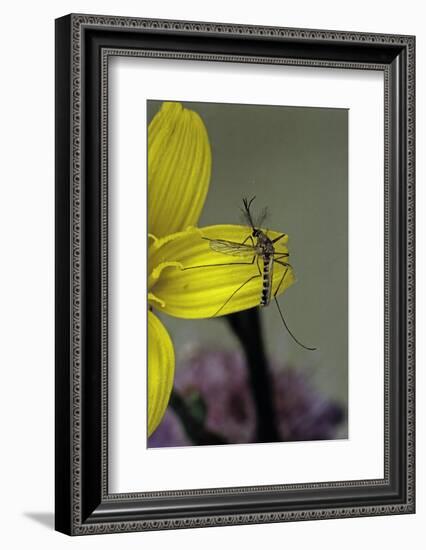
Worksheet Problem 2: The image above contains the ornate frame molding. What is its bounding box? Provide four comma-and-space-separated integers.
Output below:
55, 14, 415, 535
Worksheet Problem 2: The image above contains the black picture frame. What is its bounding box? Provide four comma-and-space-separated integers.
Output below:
55, 13, 415, 535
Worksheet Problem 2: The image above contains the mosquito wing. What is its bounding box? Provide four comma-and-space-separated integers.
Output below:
206, 238, 257, 258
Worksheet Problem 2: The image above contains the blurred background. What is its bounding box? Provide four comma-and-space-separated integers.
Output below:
148, 100, 348, 446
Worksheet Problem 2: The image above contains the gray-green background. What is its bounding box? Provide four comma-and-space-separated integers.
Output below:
148, 101, 348, 433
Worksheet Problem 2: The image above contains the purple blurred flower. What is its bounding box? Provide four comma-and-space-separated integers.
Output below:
148, 349, 344, 448
147, 409, 190, 448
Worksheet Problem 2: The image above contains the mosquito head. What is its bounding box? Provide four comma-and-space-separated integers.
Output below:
241, 196, 257, 232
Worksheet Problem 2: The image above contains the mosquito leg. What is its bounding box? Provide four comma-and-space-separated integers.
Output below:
181, 256, 256, 271
255, 255, 262, 276
272, 252, 289, 259
272, 233, 287, 244
274, 298, 316, 351
273, 267, 289, 298
274, 258, 293, 268
213, 274, 261, 317
272, 261, 316, 351
272, 258, 295, 296
241, 235, 255, 246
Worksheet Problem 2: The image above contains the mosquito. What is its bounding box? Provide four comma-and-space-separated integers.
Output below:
184, 196, 316, 351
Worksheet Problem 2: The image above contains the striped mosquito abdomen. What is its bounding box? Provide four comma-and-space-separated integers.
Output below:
255, 230, 275, 308
260, 253, 274, 307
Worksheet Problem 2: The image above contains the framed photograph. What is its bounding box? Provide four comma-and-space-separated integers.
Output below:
55, 14, 415, 535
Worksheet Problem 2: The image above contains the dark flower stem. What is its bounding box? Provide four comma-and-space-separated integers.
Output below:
226, 308, 279, 442
169, 390, 228, 445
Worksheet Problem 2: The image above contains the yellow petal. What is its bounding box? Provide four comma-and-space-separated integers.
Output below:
148, 292, 165, 309
148, 311, 175, 436
148, 102, 212, 237
149, 225, 295, 319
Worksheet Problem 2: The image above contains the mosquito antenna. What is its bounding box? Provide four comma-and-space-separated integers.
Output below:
274, 298, 317, 351
256, 206, 268, 228
241, 196, 257, 230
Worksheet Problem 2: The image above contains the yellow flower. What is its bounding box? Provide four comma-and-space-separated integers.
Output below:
148, 102, 211, 238
149, 225, 294, 319
147, 102, 295, 436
